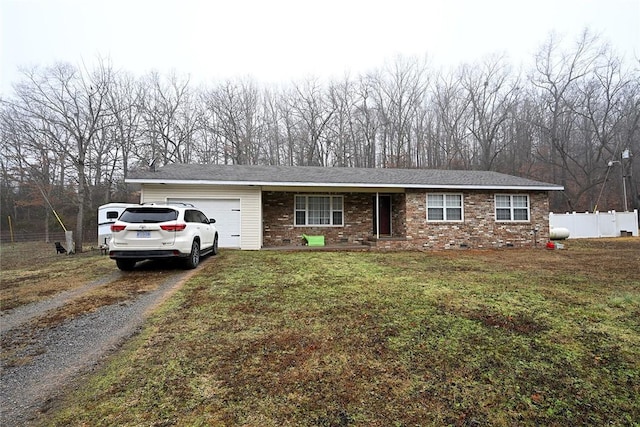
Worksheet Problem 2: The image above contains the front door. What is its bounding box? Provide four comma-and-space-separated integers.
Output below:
372, 195, 392, 236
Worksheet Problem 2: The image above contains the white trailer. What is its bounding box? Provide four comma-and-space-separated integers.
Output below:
98, 203, 135, 247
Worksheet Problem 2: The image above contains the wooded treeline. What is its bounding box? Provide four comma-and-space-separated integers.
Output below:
1, 31, 638, 250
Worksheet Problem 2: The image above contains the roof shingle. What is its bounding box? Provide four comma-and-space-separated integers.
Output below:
126, 164, 563, 190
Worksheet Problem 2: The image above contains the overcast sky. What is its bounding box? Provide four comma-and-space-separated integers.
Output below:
1, 0, 639, 95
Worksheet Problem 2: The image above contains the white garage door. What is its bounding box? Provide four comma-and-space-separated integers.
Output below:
168, 198, 241, 248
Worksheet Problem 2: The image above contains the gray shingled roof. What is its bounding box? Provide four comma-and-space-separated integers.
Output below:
126, 164, 564, 190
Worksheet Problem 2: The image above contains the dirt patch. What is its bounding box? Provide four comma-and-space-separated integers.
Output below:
459, 306, 548, 334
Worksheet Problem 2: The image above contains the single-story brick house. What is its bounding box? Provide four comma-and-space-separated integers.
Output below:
126, 164, 564, 250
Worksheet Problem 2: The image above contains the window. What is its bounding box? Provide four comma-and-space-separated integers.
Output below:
495, 195, 529, 222
185, 209, 209, 224
120, 207, 178, 223
184, 210, 197, 223
195, 211, 209, 224
295, 195, 343, 226
427, 194, 463, 222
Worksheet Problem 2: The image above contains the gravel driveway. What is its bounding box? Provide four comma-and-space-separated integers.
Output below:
0, 260, 208, 426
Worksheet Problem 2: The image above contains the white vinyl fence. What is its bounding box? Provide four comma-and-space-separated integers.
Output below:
549, 210, 639, 238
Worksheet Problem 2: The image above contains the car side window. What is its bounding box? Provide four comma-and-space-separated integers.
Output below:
184, 210, 195, 223
196, 211, 209, 224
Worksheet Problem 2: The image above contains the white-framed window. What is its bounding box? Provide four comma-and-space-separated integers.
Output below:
495, 194, 530, 222
427, 193, 463, 222
294, 195, 344, 226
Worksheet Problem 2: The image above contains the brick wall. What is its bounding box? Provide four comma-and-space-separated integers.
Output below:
262, 192, 376, 246
401, 189, 550, 250
262, 189, 550, 249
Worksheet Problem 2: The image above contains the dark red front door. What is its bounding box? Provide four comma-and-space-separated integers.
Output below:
373, 195, 392, 236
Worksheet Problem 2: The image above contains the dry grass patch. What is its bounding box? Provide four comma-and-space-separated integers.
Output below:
0, 242, 114, 310
31, 269, 176, 329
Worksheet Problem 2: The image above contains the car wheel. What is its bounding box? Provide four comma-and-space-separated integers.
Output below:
212, 234, 218, 256
185, 240, 200, 269
116, 258, 136, 271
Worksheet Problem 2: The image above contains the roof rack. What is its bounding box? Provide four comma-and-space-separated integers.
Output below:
140, 201, 195, 207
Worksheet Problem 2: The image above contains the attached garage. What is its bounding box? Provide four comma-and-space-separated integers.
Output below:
168, 198, 241, 248
139, 184, 262, 250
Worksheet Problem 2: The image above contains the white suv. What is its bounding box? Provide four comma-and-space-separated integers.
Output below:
108, 203, 218, 270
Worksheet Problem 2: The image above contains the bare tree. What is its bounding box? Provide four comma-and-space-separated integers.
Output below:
530, 30, 604, 210
618, 83, 640, 211
460, 55, 521, 170
351, 75, 379, 168
105, 71, 146, 189
289, 78, 335, 166
204, 78, 262, 165
140, 71, 199, 166
277, 91, 298, 166
260, 87, 286, 165
371, 56, 430, 168
500, 95, 539, 176
430, 68, 472, 168
327, 76, 358, 166
0, 102, 60, 240
8, 61, 112, 251
568, 47, 640, 210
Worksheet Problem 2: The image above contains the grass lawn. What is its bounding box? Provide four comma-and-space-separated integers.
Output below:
44, 239, 639, 426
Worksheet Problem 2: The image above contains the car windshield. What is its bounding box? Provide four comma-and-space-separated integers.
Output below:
119, 207, 178, 223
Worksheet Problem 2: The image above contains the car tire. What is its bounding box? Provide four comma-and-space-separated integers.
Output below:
116, 258, 136, 271
212, 234, 219, 256
185, 240, 200, 269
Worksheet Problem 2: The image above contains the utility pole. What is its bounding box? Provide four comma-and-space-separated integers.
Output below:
621, 149, 631, 212
607, 148, 633, 212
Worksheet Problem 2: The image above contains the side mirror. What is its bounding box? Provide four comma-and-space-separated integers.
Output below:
209, 218, 216, 224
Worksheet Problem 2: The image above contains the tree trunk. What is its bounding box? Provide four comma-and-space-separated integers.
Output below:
44, 210, 50, 243
75, 157, 86, 253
